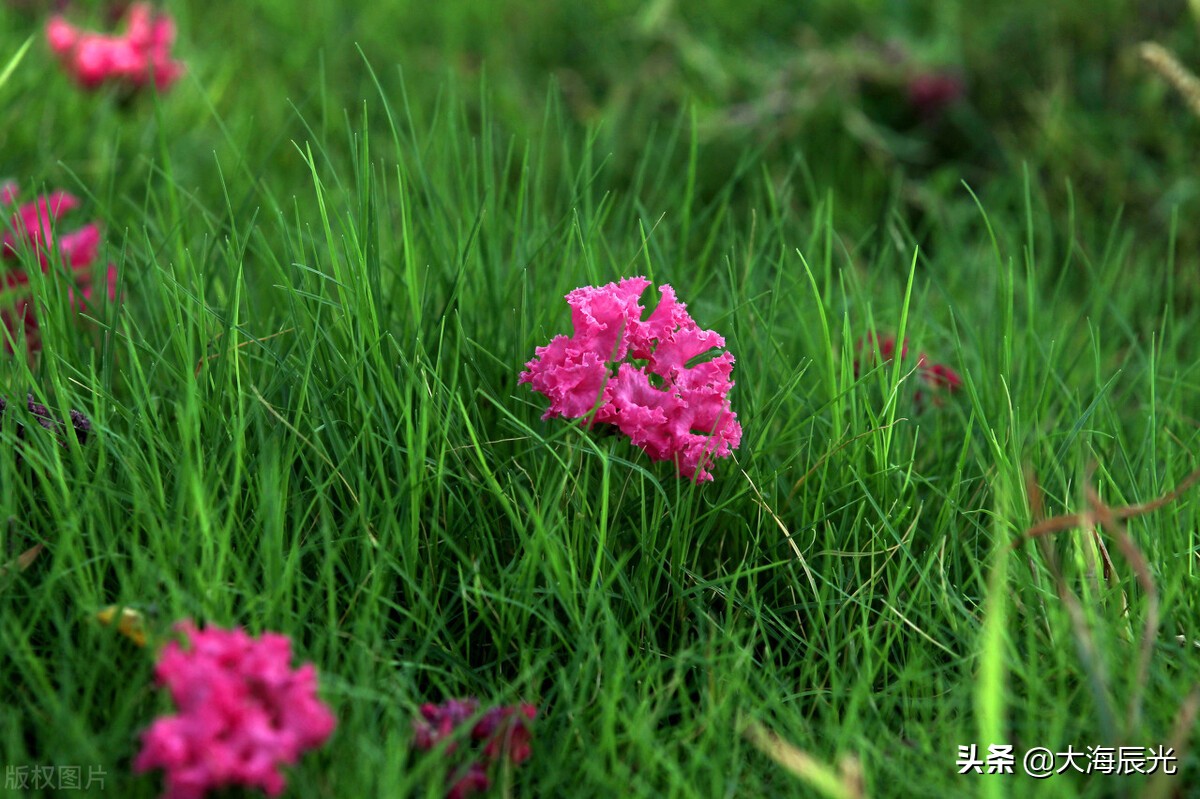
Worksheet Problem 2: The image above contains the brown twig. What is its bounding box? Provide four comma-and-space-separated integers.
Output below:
1017, 464, 1200, 544
1036, 532, 1120, 741
1088, 487, 1161, 735
1020, 462, 1191, 741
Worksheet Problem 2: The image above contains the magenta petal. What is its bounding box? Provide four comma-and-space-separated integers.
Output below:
45, 3, 184, 92
45, 17, 80, 56
523, 277, 741, 481
136, 623, 336, 799
59, 223, 101, 268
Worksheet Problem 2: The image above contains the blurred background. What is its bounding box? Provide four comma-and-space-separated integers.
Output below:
5, 0, 1200, 258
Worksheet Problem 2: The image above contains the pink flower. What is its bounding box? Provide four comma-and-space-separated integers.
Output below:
853, 331, 963, 409
1, 183, 118, 354
413, 698, 481, 754
907, 72, 964, 120
473, 703, 537, 766
46, 3, 183, 93
46, 16, 80, 57
521, 277, 742, 482
853, 333, 909, 377
3, 190, 79, 261
446, 763, 491, 799
920, 362, 963, 391
134, 623, 336, 799
914, 360, 964, 409
413, 698, 538, 799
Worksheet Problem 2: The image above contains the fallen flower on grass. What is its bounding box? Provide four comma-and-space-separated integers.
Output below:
521, 276, 741, 482
134, 622, 336, 799
413, 698, 537, 798
46, 2, 183, 92
853, 332, 962, 408
472, 704, 536, 765
2, 185, 99, 267
919, 362, 963, 392
1, 182, 118, 354
852, 332, 908, 374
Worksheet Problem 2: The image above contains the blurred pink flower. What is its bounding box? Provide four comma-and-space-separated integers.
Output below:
914, 360, 964, 409
46, 3, 183, 92
134, 622, 336, 799
920, 361, 963, 391
446, 763, 491, 799
908, 72, 964, 120
473, 703, 537, 766
413, 697, 481, 755
413, 698, 538, 799
853, 331, 963, 408
0, 182, 118, 354
853, 332, 908, 377
521, 276, 741, 482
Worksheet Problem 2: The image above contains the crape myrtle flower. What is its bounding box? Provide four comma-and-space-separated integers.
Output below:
852, 331, 910, 377
413, 698, 538, 799
521, 276, 741, 482
0, 181, 118, 354
134, 622, 336, 799
914, 361, 964, 409
472, 704, 537, 766
853, 332, 963, 407
1, 184, 101, 267
413, 697, 481, 754
46, 2, 183, 92
446, 764, 491, 799
0, 392, 92, 445
920, 362, 963, 391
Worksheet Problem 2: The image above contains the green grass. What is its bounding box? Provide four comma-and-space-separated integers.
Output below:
2, 1, 1200, 797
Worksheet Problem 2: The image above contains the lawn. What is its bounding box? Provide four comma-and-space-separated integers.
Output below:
2, 1, 1200, 797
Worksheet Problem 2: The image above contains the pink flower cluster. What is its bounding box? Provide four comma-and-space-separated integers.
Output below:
521, 276, 742, 482
854, 333, 963, 407
134, 623, 337, 799
413, 698, 537, 799
1, 182, 117, 353
46, 3, 183, 92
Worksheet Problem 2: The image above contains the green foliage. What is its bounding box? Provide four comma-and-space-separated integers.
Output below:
1, 1, 1199, 796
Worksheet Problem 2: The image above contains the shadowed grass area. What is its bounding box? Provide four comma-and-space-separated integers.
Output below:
2, 2, 1200, 797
